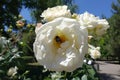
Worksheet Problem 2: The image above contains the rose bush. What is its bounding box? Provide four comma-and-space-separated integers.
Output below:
33, 17, 88, 72
0, 5, 110, 80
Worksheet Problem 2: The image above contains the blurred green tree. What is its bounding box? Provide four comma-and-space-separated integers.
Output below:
0, 0, 76, 55
91, 0, 120, 61
0, 0, 76, 36
107, 0, 120, 62
0, 0, 23, 36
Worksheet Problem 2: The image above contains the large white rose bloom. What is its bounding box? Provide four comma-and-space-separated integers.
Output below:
41, 5, 71, 22
88, 44, 101, 59
33, 17, 88, 72
77, 12, 110, 36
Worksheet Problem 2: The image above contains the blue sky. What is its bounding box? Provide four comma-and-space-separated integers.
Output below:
74, 0, 117, 18
20, 0, 117, 22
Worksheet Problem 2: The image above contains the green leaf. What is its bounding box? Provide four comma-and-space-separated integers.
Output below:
81, 74, 87, 80
20, 56, 34, 60
27, 62, 40, 66
0, 70, 4, 74
44, 77, 51, 80
23, 78, 31, 80
88, 68, 95, 76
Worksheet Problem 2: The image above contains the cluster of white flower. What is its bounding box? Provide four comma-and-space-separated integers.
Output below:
33, 5, 110, 72
77, 12, 110, 36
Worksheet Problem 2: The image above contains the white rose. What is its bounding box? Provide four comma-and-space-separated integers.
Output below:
51, 72, 62, 79
33, 17, 88, 72
77, 12, 110, 36
41, 5, 71, 21
88, 44, 101, 59
95, 19, 110, 36
0, 56, 4, 61
0, 37, 7, 48
87, 60, 93, 65
7, 66, 18, 77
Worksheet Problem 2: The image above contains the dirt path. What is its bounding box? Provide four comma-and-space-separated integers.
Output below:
96, 61, 120, 80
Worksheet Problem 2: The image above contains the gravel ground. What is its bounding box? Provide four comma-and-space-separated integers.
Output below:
95, 61, 120, 80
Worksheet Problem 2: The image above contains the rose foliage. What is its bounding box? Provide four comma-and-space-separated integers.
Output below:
0, 5, 110, 80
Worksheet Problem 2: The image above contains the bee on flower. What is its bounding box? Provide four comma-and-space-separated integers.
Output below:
33, 17, 88, 72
